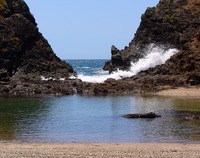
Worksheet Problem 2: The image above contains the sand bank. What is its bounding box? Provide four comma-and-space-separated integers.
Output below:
156, 87, 200, 97
0, 143, 200, 158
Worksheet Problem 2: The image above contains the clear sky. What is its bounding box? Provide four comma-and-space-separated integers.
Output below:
24, 0, 159, 59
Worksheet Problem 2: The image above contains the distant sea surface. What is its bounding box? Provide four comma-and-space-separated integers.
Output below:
66, 59, 108, 76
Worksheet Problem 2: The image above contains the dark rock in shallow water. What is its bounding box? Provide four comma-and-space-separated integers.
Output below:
122, 112, 161, 119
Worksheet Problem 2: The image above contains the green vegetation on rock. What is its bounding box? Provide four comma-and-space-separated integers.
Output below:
165, 0, 175, 22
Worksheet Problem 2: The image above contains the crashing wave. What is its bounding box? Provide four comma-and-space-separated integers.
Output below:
41, 76, 65, 81
70, 44, 178, 83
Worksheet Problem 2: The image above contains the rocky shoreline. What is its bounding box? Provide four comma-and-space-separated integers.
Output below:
1, 77, 200, 96
0, 0, 200, 96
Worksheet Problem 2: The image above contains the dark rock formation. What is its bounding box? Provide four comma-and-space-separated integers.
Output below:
81, 0, 200, 95
0, 0, 199, 96
103, 0, 200, 78
103, 45, 131, 72
0, 0, 75, 82
0, 0, 78, 95
185, 115, 200, 120
122, 112, 161, 119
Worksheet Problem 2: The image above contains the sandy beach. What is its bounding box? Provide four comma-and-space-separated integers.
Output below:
0, 143, 200, 158
156, 87, 200, 97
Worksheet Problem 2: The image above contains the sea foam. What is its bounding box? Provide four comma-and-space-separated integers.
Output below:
70, 44, 178, 83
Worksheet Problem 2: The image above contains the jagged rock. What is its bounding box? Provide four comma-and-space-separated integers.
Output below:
104, 0, 200, 80
0, 0, 75, 82
111, 45, 119, 55
103, 45, 131, 72
122, 112, 161, 119
0, 0, 78, 95
1, 0, 200, 96
77, 0, 200, 95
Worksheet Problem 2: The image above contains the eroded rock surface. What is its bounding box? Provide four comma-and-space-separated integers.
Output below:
104, 0, 200, 80
0, 0, 199, 96
0, 0, 75, 82
0, 0, 77, 95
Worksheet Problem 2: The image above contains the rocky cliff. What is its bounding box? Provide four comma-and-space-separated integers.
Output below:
0, 0, 199, 96
83, 0, 200, 95
103, 0, 200, 78
0, 0, 75, 82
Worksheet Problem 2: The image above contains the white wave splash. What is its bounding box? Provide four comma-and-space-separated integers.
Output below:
70, 44, 178, 83
41, 76, 65, 81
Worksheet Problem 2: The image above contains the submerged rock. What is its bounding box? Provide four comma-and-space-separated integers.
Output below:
122, 112, 161, 119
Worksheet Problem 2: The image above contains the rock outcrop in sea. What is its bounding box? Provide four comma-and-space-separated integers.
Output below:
104, 0, 200, 86
82, 0, 200, 95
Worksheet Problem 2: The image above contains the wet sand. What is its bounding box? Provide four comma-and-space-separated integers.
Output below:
0, 143, 200, 158
156, 87, 200, 97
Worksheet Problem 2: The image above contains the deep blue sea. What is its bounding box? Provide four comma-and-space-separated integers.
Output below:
67, 59, 108, 76
0, 59, 200, 143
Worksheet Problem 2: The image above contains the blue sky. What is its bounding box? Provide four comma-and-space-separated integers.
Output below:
24, 0, 159, 59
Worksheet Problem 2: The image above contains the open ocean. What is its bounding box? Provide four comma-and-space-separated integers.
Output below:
66, 59, 108, 76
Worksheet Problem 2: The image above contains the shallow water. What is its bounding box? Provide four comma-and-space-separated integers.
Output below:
0, 95, 200, 143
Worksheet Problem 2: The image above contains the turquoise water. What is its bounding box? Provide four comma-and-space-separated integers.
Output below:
0, 95, 200, 143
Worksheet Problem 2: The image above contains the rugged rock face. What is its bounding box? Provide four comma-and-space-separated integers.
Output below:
0, 0, 75, 82
138, 0, 200, 87
0, 0, 199, 96
103, 0, 200, 76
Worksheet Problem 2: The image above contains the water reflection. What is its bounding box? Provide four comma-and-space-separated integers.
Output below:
0, 95, 200, 143
0, 97, 52, 141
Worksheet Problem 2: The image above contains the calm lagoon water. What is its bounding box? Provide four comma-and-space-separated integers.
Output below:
0, 95, 200, 143
1, 60, 200, 143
